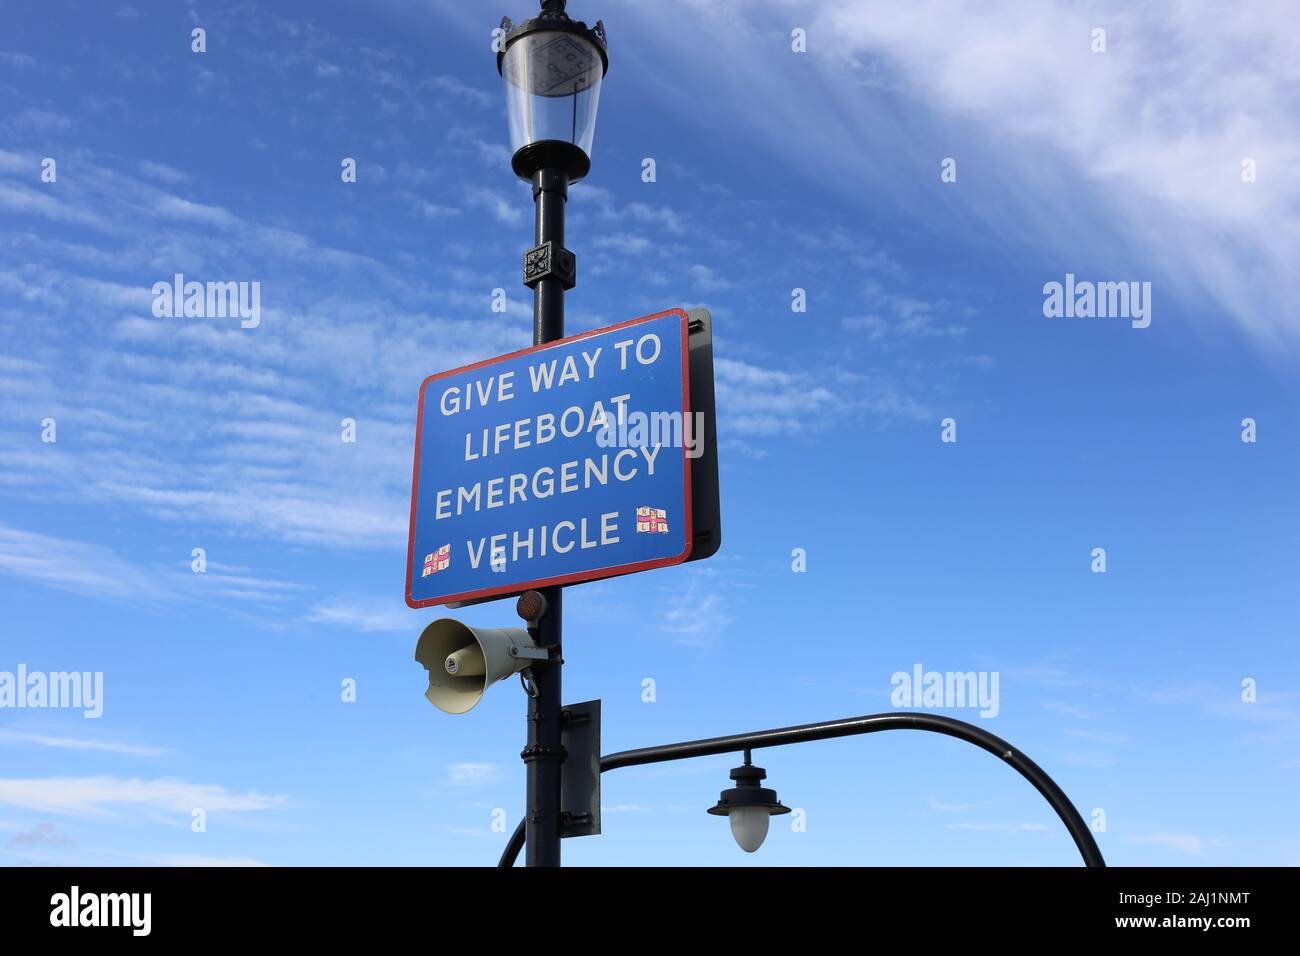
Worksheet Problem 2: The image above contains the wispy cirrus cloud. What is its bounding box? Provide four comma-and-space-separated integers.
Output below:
0, 145, 537, 553
0, 523, 162, 601
0, 776, 288, 817
0, 522, 310, 609
1123, 832, 1224, 857
655, 565, 754, 647
945, 821, 1051, 835
306, 598, 411, 633
625, 0, 1300, 353
146, 854, 271, 867
715, 356, 929, 438
10, 108, 71, 132
465, 186, 526, 225
0, 729, 163, 758
447, 763, 504, 787
928, 796, 977, 813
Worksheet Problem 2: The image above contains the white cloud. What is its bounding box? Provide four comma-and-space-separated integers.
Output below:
0, 777, 288, 817
0, 182, 111, 229
148, 854, 270, 867
630, 0, 1300, 353
447, 763, 504, 787
414, 199, 460, 219
0, 729, 163, 757
11, 108, 71, 131
1063, 728, 1131, 745
0, 147, 543, 553
1124, 832, 1223, 856
622, 201, 686, 235
658, 569, 734, 646
842, 284, 972, 343
688, 264, 732, 292
420, 76, 493, 108
465, 186, 526, 225
592, 233, 654, 256
713, 357, 927, 436
713, 357, 838, 436
1041, 700, 1095, 721
927, 796, 976, 813
0, 523, 162, 601
150, 194, 240, 229
945, 821, 1051, 835
0, 523, 305, 608
138, 160, 191, 186
306, 599, 412, 633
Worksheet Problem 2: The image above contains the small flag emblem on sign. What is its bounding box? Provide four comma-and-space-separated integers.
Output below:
422, 544, 451, 577
636, 507, 668, 534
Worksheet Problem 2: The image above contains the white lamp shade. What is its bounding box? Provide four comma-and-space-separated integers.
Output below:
729, 806, 771, 853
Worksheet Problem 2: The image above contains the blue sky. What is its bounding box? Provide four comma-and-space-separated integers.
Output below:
2, 0, 1298, 866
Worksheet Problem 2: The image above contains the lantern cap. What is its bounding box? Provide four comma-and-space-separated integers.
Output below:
497, 3, 609, 80
706, 759, 792, 816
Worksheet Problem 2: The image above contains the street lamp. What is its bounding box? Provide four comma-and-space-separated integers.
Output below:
707, 750, 791, 853
495, 2, 607, 868
498, 0, 608, 183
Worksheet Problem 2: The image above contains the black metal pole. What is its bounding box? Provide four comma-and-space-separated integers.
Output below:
500, 711, 1105, 867
520, 167, 570, 867
531, 168, 567, 344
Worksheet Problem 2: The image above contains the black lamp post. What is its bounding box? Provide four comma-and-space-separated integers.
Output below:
498, 0, 607, 868
708, 749, 791, 853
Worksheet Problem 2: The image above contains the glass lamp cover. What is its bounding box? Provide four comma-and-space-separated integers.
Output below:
729, 806, 771, 853
502, 30, 603, 158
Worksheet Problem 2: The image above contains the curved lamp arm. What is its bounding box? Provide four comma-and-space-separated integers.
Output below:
498, 711, 1105, 867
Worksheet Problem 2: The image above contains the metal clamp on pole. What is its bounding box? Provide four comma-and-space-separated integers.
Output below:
523, 239, 576, 290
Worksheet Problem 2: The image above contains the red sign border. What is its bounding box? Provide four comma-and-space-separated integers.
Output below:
405, 308, 694, 609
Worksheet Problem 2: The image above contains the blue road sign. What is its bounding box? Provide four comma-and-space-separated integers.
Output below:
406, 308, 693, 608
